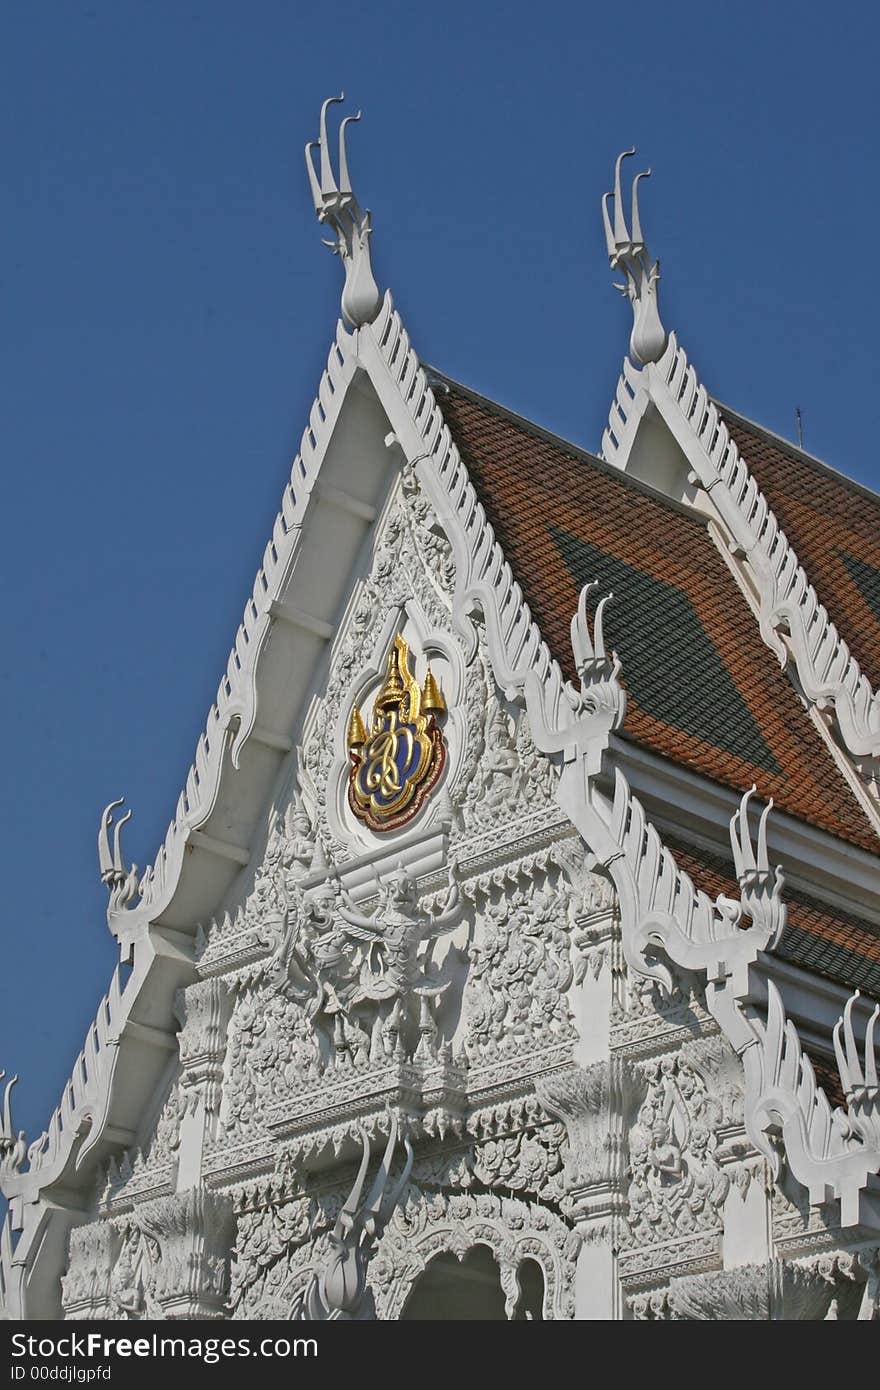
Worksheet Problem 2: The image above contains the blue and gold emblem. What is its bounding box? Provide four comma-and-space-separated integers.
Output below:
347, 636, 446, 832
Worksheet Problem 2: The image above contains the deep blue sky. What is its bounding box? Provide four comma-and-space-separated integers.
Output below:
3, 2, 878, 1143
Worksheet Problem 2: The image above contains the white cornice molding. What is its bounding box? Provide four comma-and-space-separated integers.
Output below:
612, 735, 880, 922
601, 337, 880, 813
749, 953, 879, 1055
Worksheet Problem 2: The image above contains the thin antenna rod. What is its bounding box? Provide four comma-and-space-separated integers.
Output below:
795, 406, 803, 449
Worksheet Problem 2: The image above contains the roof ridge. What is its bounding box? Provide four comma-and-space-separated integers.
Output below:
715, 399, 880, 508
424, 365, 704, 523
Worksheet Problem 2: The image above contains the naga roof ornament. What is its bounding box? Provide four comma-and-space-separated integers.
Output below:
834, 992, 880, 1151
602, 148, 668, 365
97, 797, 140, 926
0, 1073, 25, 1179
305, 94, 382, 329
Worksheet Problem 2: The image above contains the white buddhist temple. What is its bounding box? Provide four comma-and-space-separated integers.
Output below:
2, 103, 879, 1321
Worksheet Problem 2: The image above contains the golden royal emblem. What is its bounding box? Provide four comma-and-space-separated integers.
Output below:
347, 636, 446, 832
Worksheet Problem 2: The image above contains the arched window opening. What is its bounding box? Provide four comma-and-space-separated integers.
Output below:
401, 1246, 507, 1320
512, 1257, 545, 1320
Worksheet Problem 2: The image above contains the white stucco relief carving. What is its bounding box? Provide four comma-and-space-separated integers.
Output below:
8, 112, 880, 1322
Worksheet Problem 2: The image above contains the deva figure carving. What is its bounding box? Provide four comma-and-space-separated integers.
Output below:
333, 861, 465, 1062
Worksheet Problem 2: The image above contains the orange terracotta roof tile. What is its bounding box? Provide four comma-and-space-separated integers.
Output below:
436, 379, 876, 854
806, 1052, 846, 1111
721, 407, 880, 690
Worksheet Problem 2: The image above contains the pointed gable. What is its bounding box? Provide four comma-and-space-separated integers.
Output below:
436, 377, 876, 852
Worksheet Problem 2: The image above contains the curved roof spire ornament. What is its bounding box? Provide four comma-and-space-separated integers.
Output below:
602, 149, 668, 365
98, 798, 140, 923
0, 1072, 25, 1177
305, 95, 382, 329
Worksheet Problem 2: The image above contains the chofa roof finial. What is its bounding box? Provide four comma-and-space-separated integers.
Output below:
305, 95, 382, 329
602, 149, 668, 365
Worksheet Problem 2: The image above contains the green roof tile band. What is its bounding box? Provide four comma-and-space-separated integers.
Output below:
775, 926, 880, 998
551, 526, 782, 775
840, 551, 880, 629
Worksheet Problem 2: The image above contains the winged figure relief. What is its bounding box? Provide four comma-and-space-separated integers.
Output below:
333, 862, 466, 1061
258, 863, 466, 1066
